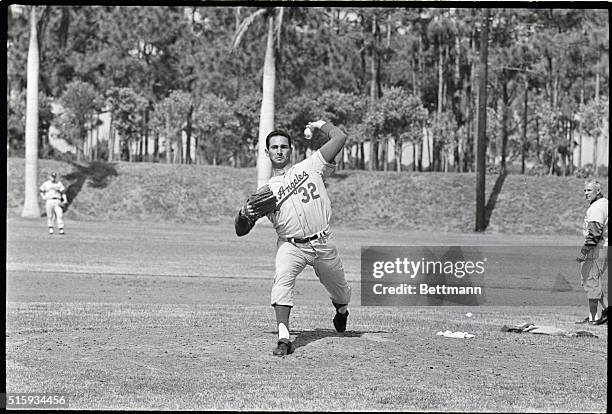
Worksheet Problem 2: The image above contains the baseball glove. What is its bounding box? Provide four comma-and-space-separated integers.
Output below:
247, 185, 277, 218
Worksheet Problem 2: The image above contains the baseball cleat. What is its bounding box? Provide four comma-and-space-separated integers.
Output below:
59, 228, 65, 235
333, 310, 349, 333
48, 228, 54, 235
272, 338, 294, 356
591, 312, 608, 325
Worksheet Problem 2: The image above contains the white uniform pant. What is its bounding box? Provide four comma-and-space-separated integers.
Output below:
271, 234, 351, 307
45, 199, 64, 229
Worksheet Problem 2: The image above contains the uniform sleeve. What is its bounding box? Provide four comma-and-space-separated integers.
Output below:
584, 221, 604, 246
299, 150, 336, 178
58, 181, 66, 193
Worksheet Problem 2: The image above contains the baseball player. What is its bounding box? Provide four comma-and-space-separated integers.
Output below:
235, 120, 351, 356
39, 172, 68, 235
575, 179, 608, 325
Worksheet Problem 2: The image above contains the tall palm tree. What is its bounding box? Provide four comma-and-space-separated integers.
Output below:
233, 7, 284, 188
21, 5, 40, 218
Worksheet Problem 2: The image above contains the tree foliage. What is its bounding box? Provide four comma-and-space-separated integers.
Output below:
105, 87, 148, 161
6, 5, 609, 175
56, 80, 100, 160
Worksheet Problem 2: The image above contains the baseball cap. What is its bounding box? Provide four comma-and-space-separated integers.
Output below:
50, 172, 57, 178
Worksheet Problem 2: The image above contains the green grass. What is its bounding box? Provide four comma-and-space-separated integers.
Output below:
6, 157, 606, 234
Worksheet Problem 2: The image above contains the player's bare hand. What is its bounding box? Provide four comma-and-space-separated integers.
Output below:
306, 120, 326, 130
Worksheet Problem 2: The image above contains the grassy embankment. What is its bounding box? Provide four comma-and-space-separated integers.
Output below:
7, 157, 605, 234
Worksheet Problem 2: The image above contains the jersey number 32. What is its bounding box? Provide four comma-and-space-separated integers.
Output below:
297, 183, 320, 204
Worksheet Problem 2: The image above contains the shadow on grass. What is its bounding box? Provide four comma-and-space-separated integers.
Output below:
61, 161, 118, 211
484, 172, 507, 230
289, 328, 390, 350
330, 172, 350, 181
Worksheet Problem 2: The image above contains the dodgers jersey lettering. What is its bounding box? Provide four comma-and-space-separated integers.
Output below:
40, 180, 65, 201
266, 150, 335, 239
584, 197, 609, 246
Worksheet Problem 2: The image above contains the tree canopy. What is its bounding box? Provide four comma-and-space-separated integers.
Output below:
6, 6, 609, 176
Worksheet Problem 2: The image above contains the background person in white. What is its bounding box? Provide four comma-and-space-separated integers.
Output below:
576, 179, 608, 325
235, 120, 351, 356
39, 172, 68, 235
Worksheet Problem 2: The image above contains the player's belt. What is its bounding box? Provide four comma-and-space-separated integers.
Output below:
286, 230, 328, 244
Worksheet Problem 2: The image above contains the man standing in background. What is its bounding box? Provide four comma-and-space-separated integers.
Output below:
576, 179, 608, 325
39, 172, 68, 235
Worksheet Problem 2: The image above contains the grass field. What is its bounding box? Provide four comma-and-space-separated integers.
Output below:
5, 218, 607, 411
7, 157, 607, 234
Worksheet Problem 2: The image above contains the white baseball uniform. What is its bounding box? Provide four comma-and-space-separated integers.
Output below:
39, 179, 66, 229
265, 148, 351, 307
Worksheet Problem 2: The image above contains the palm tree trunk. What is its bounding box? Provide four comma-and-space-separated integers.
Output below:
22, 5, 40, 218
256, 15, 275, 188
